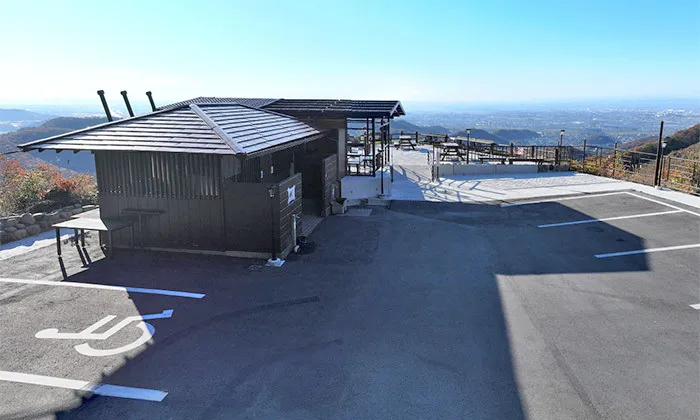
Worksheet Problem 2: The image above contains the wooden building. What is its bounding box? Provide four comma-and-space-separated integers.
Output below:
19, 98, 404, 259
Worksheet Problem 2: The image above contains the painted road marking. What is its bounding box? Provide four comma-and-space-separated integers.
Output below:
623, 192, 700, 218
538, 210, 684, 228
501, 191, 626, 207
36, 310, 173, 357
595, 243, 700, 259
690, 304, 700, 310
0, 370, 167, 402
0, 278, 205, 299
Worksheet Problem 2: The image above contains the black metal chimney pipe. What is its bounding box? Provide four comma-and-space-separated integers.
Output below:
120, 90, 135, 117
96, 90, 113, 122
145, 91, 157, 112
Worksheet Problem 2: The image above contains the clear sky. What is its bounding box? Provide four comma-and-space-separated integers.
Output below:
1, 0, 698, 105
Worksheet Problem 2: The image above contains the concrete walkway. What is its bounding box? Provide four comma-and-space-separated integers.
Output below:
390, 165, 700, 209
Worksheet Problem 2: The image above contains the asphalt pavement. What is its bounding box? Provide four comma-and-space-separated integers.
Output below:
0, 190, 698, 419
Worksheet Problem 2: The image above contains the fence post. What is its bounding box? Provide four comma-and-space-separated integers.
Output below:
597, 147, 601, 173
465, 139, 470, 164
654, 121, 664, 186
530, 145, 535, 158
582, 139, 587, 171
613, 142, 618, 178
490, 143, 495, 157
415, 131, 419, 145
666, 156, 671, 181
554, 148, 560, 166
510, 143, 514, 157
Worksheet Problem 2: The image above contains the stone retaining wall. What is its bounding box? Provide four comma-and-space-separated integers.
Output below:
0, 204, 98, 244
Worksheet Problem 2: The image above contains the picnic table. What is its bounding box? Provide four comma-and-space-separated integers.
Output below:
440, 142, 465, 161
395, 135, 416, 150
52, 210, 136, 280
347, 153, 374, 174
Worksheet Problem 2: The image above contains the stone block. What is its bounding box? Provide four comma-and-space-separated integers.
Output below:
71, 208, 83, 215
11, 229, 27, 241
4, 218, 18, 227
38, 221, 51, 230
15, 223, 25, 229
82, 204, 98, 211
20, 213, 35, 225
33, 213, 46, 221
59, 212, 71, 220
4, 226, 17, 233
26, 224, 41, 236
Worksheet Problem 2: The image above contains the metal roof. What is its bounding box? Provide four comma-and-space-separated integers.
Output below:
19, 103, 324, 156
264, 99, 405, 118
160, 97, 405, 119
159, 97, 280, 110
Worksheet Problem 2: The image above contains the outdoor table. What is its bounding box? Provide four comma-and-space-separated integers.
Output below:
395, 135, 416, 150
440, 142, 465, 161
52, 214, 135, 280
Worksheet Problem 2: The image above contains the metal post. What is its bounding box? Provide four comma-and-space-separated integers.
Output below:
56, 227, 67, 280
613, 142, 618, 177
96, 90, 113, 122
654, 121, 664, 186
465, 138, 470, 164
582, 139, 587, 171
146, 91, 157, 112
372, 118, 376, 173
268, 185, 276, 260
120, 90, 135, 117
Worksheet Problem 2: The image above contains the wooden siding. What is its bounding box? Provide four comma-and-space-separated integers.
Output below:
321, 154, 338, 217
96, 151, 225, 250
95, 151, 221, 199
276, 174, 303, 255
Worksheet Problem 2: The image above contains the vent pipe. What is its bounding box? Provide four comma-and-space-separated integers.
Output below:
146, 91, 157, 111
120, 90, 135, 117
96, 90, 113, 122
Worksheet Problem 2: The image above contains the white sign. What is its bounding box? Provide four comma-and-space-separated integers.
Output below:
287, 185, 296, 204
35, 309, 173, 357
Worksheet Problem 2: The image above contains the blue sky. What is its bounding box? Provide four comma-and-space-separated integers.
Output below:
1, 0, 698, 104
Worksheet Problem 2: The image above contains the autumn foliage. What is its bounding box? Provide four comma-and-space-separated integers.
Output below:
0, 156, 97, 213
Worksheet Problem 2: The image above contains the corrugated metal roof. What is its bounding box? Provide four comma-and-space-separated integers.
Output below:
19, 103, 324, 156
160, 97, 405, 118
264, 99, 405, 118
159, 97, 280, 110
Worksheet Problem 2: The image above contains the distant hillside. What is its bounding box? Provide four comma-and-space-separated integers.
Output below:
670, 142, 700, 159
390, 119, 451, 135
621, 124, 699, 155
0, 108, 54, 122
453, 129, 505, 143
493, 129, 540, 142
0, 116, 108, 173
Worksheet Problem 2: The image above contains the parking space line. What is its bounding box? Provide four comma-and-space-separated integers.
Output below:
690, 304, 700, 310
0, 278, 205, 299
623, 192, 700, 217
595, 243, 700, 259
501, 191, 625, 207
0, 370, 167, 402
538, 210, 683, 228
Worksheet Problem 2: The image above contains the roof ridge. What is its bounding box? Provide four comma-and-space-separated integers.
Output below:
189, 104, 245, 155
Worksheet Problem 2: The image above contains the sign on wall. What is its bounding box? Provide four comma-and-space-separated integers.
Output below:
287, 185, 296, 204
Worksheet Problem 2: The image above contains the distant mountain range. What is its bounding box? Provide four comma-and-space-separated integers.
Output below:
391, 119, 543, 144
0, 108, 57, 133
0, 116, 108, 173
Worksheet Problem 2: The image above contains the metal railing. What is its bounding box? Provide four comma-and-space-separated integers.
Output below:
570, 144, 700, 195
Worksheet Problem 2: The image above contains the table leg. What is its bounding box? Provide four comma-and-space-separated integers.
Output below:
108, 231, 114, 259
74, 228, 88, 267
56, 228, 67, 280
81, 229, 91, 265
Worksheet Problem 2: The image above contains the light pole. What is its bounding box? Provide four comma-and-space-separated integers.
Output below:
559, 129, 565, 147
466, 128, 471, 143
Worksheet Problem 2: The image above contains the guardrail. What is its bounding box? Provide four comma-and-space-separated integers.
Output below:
570, 144, 700, 195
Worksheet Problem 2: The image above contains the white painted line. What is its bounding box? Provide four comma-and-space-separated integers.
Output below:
595, 243, 700, 259
690, 304, 700, 310
0, 370, 167, 402
0, 278, 205, 299
501, 192, 625, 207
538, 210, 684, 228
623, 192, 700, 218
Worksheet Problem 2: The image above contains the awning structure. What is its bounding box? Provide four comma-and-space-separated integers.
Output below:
19, 103, 326, 156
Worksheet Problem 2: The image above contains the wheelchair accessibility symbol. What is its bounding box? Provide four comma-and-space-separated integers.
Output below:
35, 309, 173, 357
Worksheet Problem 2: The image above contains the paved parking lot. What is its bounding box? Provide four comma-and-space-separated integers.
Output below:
0, 190, 698, 419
